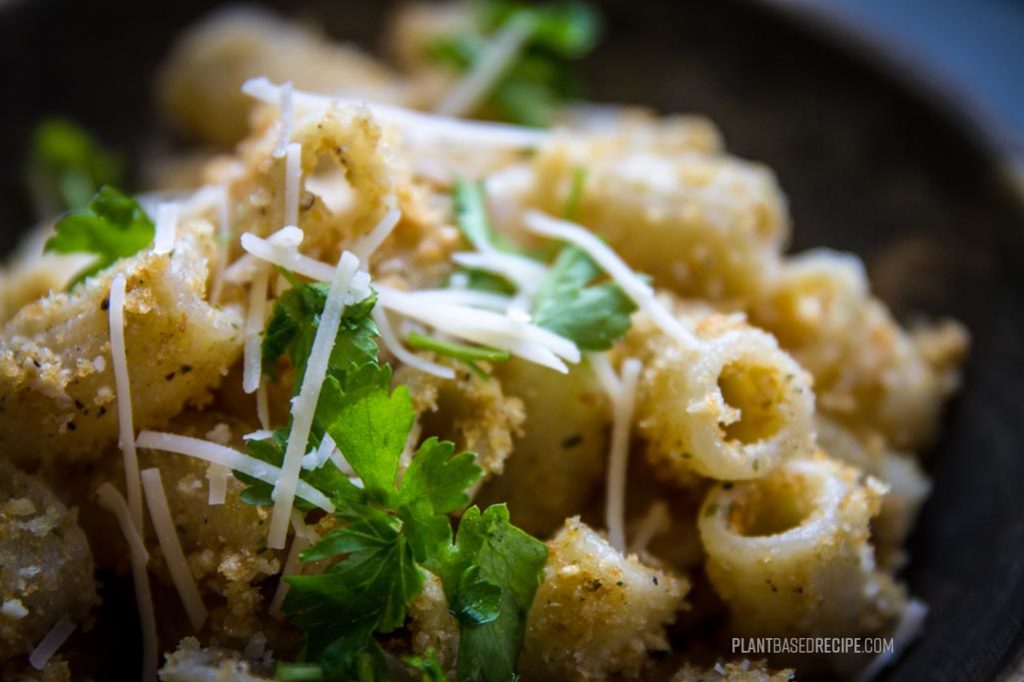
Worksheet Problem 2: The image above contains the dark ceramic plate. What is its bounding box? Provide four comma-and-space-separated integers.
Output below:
1, 1, 1022, 680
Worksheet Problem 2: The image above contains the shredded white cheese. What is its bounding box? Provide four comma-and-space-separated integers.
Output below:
857, 599, 928, 682
210, 185, 232, 304
450, 250, 549, 296
435, 13, 534, 117
268, 251, 360, 549
588, 352, 622, 399
108, 274, 144, 533
242, 77, 550, 149
136, 431, 334, 513
256, 383, 271, 431
153, 202, 179, 255
242, 266, 270, 395
274, 81, 294, 158
238, 226, 372, 302
1, 599, 27, 620
240, 230, 336, 282
523, 211, 704, 352
28, 615, 75, 671
376, 284, 579, 372
302, 433, 339, 471
97, 483, 157, 682
405, 288, 512, 311
244, 632, 268, 659
605, 357, 642, 553
373, 306, 456, 379
628, 501, 670, 555
284, 142, 302, 228
351, 205, 401, 267
269, 513, 312, 619
141, 468, 207, 632
206, 464, 230, 505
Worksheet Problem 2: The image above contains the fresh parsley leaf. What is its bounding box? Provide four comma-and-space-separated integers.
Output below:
27, 118, 123, 214
399, 437, 483, 517
44, 186, 154, 287
438, 504, 548, 682
275, 663, 326, 681
448, 268, 518, 296
530, 246, 637, 351
282, 367, 482, 679
477, 1, 602, 57
262, 282, 379, 381
426, 1, 602, 126
252, 273, 544, 682
315, 363, 415, 498
453, 179, 511, 252
451, 565, 502, 626
404, 651, 448, 682
396, 438, 483, 573
284, 499, 423, 676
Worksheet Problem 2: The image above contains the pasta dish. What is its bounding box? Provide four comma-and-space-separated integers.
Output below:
0, 3, 969, 681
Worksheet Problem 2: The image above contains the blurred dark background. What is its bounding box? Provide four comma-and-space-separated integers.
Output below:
1, 1, 1023, 680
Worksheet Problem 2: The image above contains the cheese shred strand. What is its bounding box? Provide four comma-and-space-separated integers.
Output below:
605, 357, 643, 553
267, 250, 360, 549
108, 274, 144, 533
97, 483, 157, 682
141, 468, 208, 632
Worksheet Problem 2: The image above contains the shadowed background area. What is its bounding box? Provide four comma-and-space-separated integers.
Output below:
0, 1, 1022, 679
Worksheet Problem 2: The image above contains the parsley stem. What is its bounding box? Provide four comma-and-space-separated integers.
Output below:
407, 332, 510, 363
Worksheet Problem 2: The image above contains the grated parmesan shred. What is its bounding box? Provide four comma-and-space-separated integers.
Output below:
857, 599, 928, 682
274, 81, 294, 158
97, 483, 157, 682
372, 306, 456, 380
136, 431, 334, 513
435, 13, 534, 118
628, 501, 671, 555
267, 250, 360, 549
242, 266, 270, 395
450, 250, 549, 296
242, 77, 550, 149
28, 615, 75, 671
256, 382, 271, 431
351, 205, 401, 267
523, 211, 704, 352
605, 357, 643, 553
209, 185, 232, 305
206, 464, 230, 505
153, 202, 179, 255
240, 230, 336, 282
376, 284, 579, 372
283, 142, 302, 228
268, 513, 313, 619
108, 274, 144, 533
141, 468, 208, 632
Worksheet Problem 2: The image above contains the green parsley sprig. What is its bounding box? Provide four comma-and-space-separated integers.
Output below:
44, 186, 155, 288
245, 276, 547, 681
449, 178, 637, 352
426, 0, 603, 127
27, 118, 123, 215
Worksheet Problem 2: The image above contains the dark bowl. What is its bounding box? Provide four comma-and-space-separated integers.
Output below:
1, 1, 1022, 680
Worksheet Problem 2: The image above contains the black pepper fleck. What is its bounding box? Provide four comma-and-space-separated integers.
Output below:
561, 434, 583, 449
